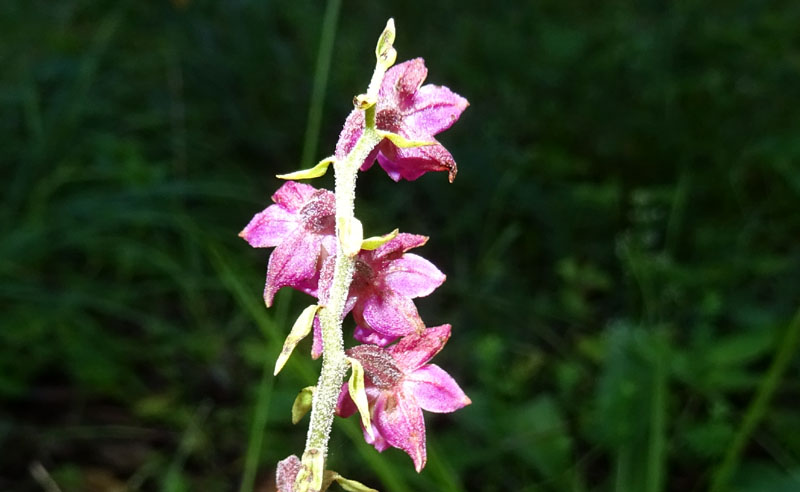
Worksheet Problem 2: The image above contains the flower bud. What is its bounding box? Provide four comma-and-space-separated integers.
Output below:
375, 18, 396, 69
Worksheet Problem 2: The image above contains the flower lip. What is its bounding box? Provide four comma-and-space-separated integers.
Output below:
376, 108, 403, 130
299, 191, 336, 233
352, 258, 377, 288
347, 344, 403, 389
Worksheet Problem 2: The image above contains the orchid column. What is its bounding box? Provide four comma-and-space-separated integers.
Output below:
240, 20, 469, 492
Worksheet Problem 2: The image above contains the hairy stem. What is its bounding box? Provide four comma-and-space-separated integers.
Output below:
302, 106, 382, 481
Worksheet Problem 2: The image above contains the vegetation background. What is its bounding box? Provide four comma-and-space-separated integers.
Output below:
2, 0, 799, 491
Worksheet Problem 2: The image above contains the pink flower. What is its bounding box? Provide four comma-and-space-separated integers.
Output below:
335, 58, 469, 182
336, 325, 471, 472
239, 181, 336, 306
318, 233, 445, 347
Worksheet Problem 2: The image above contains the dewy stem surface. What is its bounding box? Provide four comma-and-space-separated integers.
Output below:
302, 105, 382, 479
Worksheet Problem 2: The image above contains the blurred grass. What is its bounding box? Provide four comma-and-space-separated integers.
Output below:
1, 0, 800, 491
711, 307, 800, 492
299, 0, 342, 171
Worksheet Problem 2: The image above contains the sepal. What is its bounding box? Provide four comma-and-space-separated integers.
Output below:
361, 228, 399, 250
274, 304, 320, 376
276, 157, 335, 180
292, 386, 315, 424
347, 357, 374, 440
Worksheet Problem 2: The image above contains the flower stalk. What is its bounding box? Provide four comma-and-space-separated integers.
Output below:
303, 105, 382, 472
240, 17, 469, 491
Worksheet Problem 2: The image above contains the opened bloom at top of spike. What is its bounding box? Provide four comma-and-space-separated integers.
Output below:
335, 58, 469, 182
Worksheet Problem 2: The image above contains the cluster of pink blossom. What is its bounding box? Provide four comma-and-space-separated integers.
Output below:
241, 23, 469, 491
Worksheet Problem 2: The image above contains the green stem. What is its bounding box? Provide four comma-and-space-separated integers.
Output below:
710, 306, 800, 492
302, 106, 382, 479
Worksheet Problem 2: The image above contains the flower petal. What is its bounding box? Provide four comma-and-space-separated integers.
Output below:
316, 255, 336, 305
388, 324, 451, 372
358, 147, 381, 173
311, 315, 323, 360
337, 382, 382, 421
263, 229, 321, 306
380, 58, 428, 108
334, 109, 384, 172
336, 382, 357, 418
354, 325, 397, 347
320, 233, 337, 257
371, 145, 404, 181
316, 255, 356, 318
335, 110, 364, 160
404, 364, 471, 413
371, 233, 428, 261
364, 420, 390, 452
359, 290, 424, 338
384, 253, 445, 298
378, 142, 457, 182
405, 84, 469, 136
374, 391, 427, 472
239, 203, 297, 248
272, 181, 318, 212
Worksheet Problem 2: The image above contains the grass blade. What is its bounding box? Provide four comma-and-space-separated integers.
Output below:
299, 0, 342, 170
646, 333, 667, 492
711, 306, 800, 492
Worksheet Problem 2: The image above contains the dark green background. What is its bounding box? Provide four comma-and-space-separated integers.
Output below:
2, 1, 799, 490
